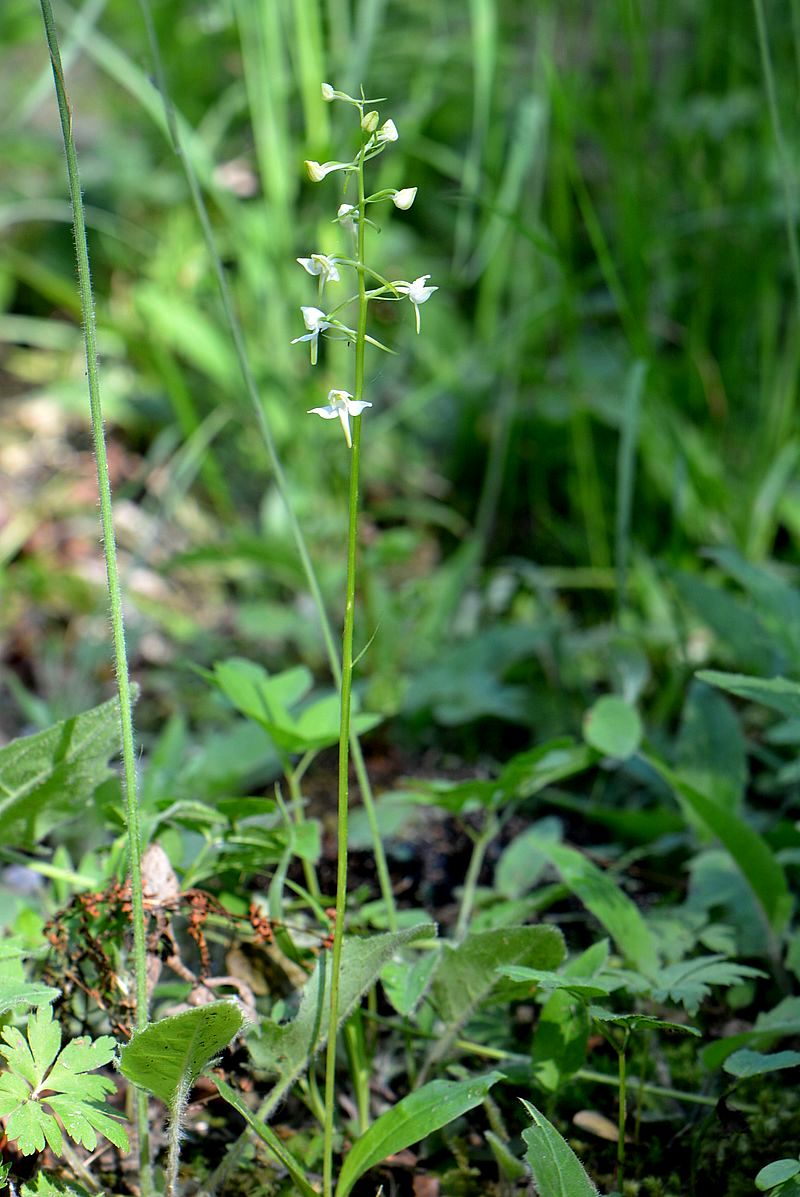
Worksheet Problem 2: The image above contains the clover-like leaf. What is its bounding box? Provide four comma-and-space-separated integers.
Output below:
0, 1005, 128, 1156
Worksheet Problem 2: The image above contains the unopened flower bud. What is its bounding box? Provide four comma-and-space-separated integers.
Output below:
392, 187, 417, 210
361, 110, 380, 133
321, 82, 336, 101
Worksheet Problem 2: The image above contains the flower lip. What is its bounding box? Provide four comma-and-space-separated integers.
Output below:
307, 389, 373, 448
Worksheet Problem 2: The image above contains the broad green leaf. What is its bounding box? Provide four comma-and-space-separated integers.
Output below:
212, 658, 380, 752
247, 926, 435, 1107
119, 1001, 243, 1108
0, 695, 128, 848
756, 1159, 800, 1190
583, 696, 642, 759
702, 996, 800, 1070
723, 1049, 800, 1078
212, 1078, 318, 1197
698, 670, 800, 721
213, 659, 312, 730
521, 1099, 599, 1196
644, 754, 792, 936
0, 1005, 127, 1156
495, 818, 562, 899
336, 1072, 504, 1197
430, 926, 565, 1030
531, 990, 590, 1093
676, 681, 746, 814
381, 949, 438, 1017
523, 839, 658, 975
651, 956, 766, 1015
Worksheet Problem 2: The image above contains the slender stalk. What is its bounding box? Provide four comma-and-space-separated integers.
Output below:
37, 1, 151, 1189
616, 1040, 628, 1189
753, 0, 800, 311
322, 124, 370, 1197
454, 813, 499, 942
136, 0, 397, 933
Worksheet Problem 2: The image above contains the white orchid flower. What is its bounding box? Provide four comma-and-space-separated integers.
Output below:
376, 118, 398, 143
394, 275, 438, 333
305, 159, 353, 182
391, 187, 417, 210
296, 254, 341, 292
290, 306, 331, 365
321, 83, 336, 101
336, 203, 357, 231
308, 389, 372, 448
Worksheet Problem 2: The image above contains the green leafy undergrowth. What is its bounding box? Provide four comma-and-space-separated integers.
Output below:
0, 1003, 128, 1155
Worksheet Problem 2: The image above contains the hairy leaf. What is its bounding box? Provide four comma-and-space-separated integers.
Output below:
0, 695, 128, 848
521, 1099, 599, 1196
119, 1001, 243, 1109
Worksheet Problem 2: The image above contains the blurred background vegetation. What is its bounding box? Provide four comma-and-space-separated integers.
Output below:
1, 0, 798, 758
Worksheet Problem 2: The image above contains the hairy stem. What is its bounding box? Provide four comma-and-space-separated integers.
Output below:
37, 1, 151, 1188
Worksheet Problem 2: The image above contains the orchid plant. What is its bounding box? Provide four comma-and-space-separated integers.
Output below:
293, 84, 435, 1197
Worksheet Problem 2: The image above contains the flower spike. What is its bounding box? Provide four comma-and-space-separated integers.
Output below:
308, 389, 372, 448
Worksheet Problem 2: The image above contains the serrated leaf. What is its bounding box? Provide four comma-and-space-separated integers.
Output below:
5, 1100, 63, 1155
0, 695, 130, 848
650, 956, 765, 1015
21, 1173, 98, 1197
723, 1049, 800, 1078
247, 926, 435, 1109
0, 1005, 128, 1156
336, 1072, 504, 1197
521, 1099, 599, 1196
119, 1001, 243, 1109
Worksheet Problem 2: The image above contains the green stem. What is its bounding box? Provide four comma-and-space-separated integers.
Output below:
322, 122, 370, 1197
454, 813, 499, 942
617, 1039, 628, 1190
136, 0, 397, 935
37, 2, 151, 1189
753, 0, 800, 312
